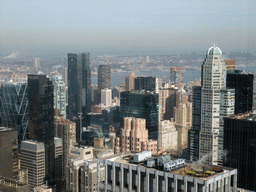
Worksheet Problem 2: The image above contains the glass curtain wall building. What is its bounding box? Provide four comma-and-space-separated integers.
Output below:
52, 75, 66, 118
0, 81, 28, 148
120, 91, 159, 140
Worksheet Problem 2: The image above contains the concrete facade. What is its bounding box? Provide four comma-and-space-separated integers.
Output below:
97, 154, 238, 192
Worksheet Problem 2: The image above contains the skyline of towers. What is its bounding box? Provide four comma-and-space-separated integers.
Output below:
68, 52, 92, 120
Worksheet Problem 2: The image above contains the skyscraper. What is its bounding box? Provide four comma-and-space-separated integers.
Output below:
226, 70, 253, 114
52, 75, 66, 118
199, 46, 227, 165
224, 112, 256, 191
68, 53, 92, 120
134, 76, 161, 93
120, 91, 159, 140
188, 86, 201, 161
101, 88, 112, 107
27, 74, 55, 185
0, 81, 28, 147
125, 72, 136, 91
19, 140, 45, 190
98, 64, 111, 103
170, 67, 183, 87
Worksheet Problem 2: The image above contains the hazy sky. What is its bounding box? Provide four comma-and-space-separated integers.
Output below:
1, 0, 255, 56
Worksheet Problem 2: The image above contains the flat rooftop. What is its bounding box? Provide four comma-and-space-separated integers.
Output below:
226, 110, 256, 121
101, 153, 236, 180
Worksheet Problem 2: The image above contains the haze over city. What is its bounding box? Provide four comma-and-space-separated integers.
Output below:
1, 0, 256, 58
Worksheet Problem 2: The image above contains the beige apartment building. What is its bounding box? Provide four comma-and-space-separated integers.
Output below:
114, 117, 157, 154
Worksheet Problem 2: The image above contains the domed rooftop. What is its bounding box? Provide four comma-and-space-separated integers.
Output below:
207, 45, 222, 56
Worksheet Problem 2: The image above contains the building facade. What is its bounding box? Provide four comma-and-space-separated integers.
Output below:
114, 117, 157, 154
188, 86, 201, 161
101, 88, 112, 107
0, 127, 18, 180
158, 120, 178, 153
98, 65, 111, 91
170, 67, 183, 87
68, 52, 92, 120
52, 75, 66, 118
19, 140, 45, 190
97, 153, 238, 192
159, 83, 178, 120
125, 72, 136, 91
199, 46, 227, 165
226, 71, 253, 115
27, 74, 55, 186
0, 81, 28, 147
120, 91, 159, 140
134, 76, 161, 93
224, 112, 256, 191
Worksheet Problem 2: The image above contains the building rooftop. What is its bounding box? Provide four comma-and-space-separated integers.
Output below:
207, 45, 222, 56
226, 110, 256, 121
100, 153, 236, 180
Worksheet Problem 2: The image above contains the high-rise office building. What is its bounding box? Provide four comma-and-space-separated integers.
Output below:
0, 81, 28, 147
54, 116, 76, 182
188, 86, 201, 161
54, 137, 63, 191
125, 72, 136, 91
19, 140, 45, 190
120, 91, 159, 140
52, 75, 66, 118
68, 52, 92, 120
134, 76, 161, 93
101, 88, 112, 107
27, 74, 55, 186
226, 70, 253, 114
159, 83, 178, 120
199, 46, 227, 165
170, 67, 183, 87
0, 127, 18, 180
224, 112, 256, 191
98, 65, 111, 91
224, 59, 236, 74
158, 120, 178, 153
98, 65, 110, 103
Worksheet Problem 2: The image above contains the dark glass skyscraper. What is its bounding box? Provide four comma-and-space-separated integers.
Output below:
134, 76, 156, 92
224, 113, 256, 191
98, 65, 111, 91
27, 74, 55, 186
68, 53, 92, 119
120, 91, 159, 140
98, 65, 111, 103
226, 70, 253, 114
188, 86, 201, 161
